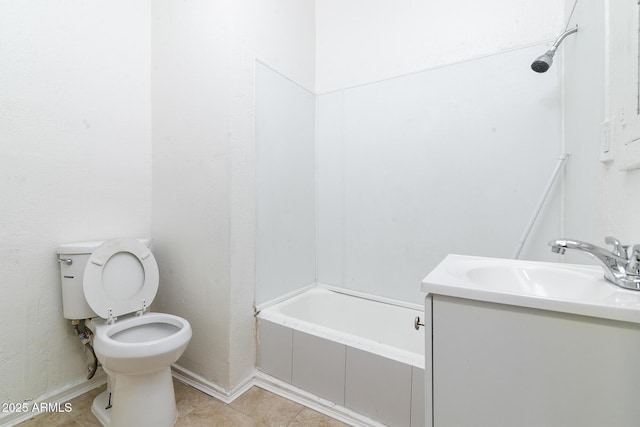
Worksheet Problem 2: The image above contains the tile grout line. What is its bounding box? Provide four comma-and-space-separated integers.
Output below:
286, 405, 306, 426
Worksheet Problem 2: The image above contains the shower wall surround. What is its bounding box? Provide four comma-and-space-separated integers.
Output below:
256, 63, 316, 304
257, 45, 563, 305
317, 46, 562, 303
561, 0, 604, 260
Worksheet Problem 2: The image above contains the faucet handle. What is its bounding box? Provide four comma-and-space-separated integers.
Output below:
605, 236, 628, 259
625, 244, 640, 275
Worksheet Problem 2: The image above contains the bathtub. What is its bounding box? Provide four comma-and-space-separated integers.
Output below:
256, 287, 425, 427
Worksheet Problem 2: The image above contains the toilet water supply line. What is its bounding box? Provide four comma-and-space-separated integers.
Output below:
512, 153, 569, 259
71, 319, 98, 380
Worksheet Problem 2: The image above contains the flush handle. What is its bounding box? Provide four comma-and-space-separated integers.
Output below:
414, 316, 425, 330
58, 258, 73, 265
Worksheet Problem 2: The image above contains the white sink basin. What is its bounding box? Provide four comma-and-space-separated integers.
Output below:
466, 264, 614, 300
422, 255, 640, 323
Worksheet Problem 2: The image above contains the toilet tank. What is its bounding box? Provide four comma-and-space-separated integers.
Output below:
57, 239, 150, 320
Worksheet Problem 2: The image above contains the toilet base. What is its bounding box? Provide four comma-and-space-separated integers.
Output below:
91, 368, 177, 427
91, 390, 111, 426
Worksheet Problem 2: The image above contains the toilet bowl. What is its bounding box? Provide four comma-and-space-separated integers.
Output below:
89, 313, 192, 427
92, 312, 191, 375
57, 238, 192, 427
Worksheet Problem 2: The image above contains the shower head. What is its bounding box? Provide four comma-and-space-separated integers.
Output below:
531, 52, 554, 73
531, 25, 578, 73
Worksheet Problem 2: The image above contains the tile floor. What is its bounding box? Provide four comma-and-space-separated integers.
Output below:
17, 379, 350, 427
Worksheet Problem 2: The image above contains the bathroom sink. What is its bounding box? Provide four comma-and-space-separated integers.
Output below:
466, 264, 613, 300
422, 255, 640, 323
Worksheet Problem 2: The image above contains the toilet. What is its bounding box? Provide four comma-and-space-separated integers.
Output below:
57, 238, 192, 427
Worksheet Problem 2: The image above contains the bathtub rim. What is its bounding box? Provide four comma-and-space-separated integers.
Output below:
255, 283, 424, 313
257, 285, 425, 368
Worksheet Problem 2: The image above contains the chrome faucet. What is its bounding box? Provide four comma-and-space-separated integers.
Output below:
549, 237, 640, 290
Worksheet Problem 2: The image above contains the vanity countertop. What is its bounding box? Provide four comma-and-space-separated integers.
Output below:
421, 254, 640, 324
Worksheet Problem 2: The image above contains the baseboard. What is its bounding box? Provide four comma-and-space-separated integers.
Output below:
170, 364, 254, 404
170, 366, 383, 427
253, 370, 385, 427
0, 371, 107, 427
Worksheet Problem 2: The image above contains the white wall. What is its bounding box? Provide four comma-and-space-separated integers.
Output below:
317, 46, 563, 303
151, 0, 233, 388
0, 0, 315, 406
0, 0, 151, 409
562, 0, 640, 266
151, 0, 315, 391
316, 0, 565, 93
600, 1, 640, 243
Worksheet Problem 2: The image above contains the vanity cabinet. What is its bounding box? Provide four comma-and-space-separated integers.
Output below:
424, 294, 640, 427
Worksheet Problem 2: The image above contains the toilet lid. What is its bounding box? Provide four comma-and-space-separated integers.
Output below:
83, 238, 159, 320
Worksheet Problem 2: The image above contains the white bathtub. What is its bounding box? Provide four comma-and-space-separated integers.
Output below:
256, 287, 425, 427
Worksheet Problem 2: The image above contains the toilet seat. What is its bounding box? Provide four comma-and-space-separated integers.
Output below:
83, 238, 159, 321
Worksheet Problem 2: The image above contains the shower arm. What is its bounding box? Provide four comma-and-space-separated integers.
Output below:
547, 26, 578, 55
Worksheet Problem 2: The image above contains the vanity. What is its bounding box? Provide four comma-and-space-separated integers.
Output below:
421, 254, 640, 427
